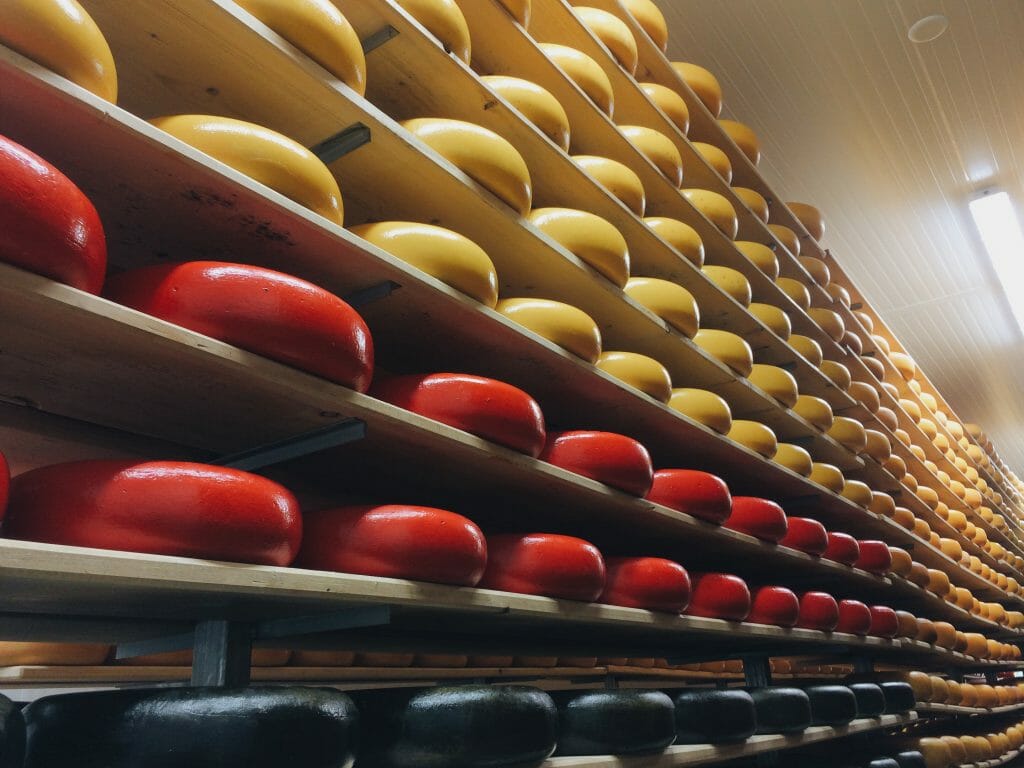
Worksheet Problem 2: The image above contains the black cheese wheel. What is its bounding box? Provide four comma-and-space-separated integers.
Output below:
894, 751, 927, 768
23, 687, 357, 768
878, 682, 916, 714
0, 694, 25, 768
673, 689, 756, 743
869, 760, 900, 768
749, 687, 811, 734
848, 683, 886, 717
804, 685, 857, 726
553, 690, 675, 755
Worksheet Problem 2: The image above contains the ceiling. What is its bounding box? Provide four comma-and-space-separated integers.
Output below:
658, 0, 1024, 470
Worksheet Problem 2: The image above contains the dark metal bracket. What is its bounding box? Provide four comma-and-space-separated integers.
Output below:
214, 418, 367, 471
343, 280, 400, 309
312, 123, 372, 164
852, 656, 874, 674
362, 25, 399, 54
742, 655, 772, 688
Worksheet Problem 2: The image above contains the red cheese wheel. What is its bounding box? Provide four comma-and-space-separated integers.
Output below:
868, 605, 899, 638
539, 431, 653, 496
835, 599, 872, 635
685, 572, 751, 621
822, 532, 860, 566
296, 505, 486, 586
5, 460, 301, 565
854, 540, 893, 575
747, 585, 799, 627
723, 497, 788, 543
797, 591, 839, 631
0, 134, 107, 293
645, 470, 731, 523
106, 262, 373, 391
599, 556, 691, 612
480, 533, 606, 601
0, 450, 8, 522
778, 516, 827, 556
372, 373, 546, 456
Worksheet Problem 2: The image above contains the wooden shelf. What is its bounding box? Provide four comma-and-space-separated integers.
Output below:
916, 703, 1024, 717
886, 576, 1022, 637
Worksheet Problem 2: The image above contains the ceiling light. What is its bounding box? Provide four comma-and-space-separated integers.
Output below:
908, 14, 949, 43
969, 191, 1024, 332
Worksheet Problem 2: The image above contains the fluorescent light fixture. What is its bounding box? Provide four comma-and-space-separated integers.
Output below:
969, 190, 1024, 331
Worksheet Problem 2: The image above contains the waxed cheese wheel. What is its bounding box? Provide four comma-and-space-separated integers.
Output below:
733, 187, 769, 222
789, 334, 823, 365
889, 547, 912, 576
296, 504, 486, 585
541, 44, 614, 115
727, 420, 777, 458
482, 76, 570, 150
804, 685, 857, 725
820, 360, 852, 390
842, 330, 863, 355
353, 221, 498, 306
396, 0, 470, 62
862, 355, 885, 379
724, 496, 788, 543
682, 189, 738, 237
621, 126, 682, 186
747, 586, 800, 627
828, 282, 852, 307
870, 492, 896, 517
685, 573, 750, 620
702, 265, 751, 306
779, 516, 827, 555
863, 429, 892, 462
6, 461, 301, 566
774, 443, 813, 476
0, 692, 23, 768
797, 592, 839, 631
553, 690, 675, 756
868, 605, 899, 638
646, 469, 732, 524
355, 685, 557, 767
23, 687, 357, 768
640, 82, 688, 133
795, 395, 834, 431
823, 532, 860, 566
718, 119, 759, 164
0, 135, 107, 293
528, 207, 629, 286
693, 330, 753, 376
106, 262, 373, 390
855, 541, 892, 574
573, 6, 638, 74
152, 116, 344, 224
810, 462, 845, 493
879, 682, 916, 713
876, 407, 899, 431
540, 430, 653, 495
480, 533, 605, 600
835, 600, 872, 635
643, 216, 704, 265
373, 373, 546, 456
596, 351, 672, 402
889, 352, 916, 381
749, 688, 811, 734
799, 256, 831, 287
809, 308, 845, 343
768, 225, 800, 257
600, 556, 691, 612
693, 142, 732, 183
735, 241, 779, 279
776, 277, 811, 310
848, 683, 885, 717
574, 155, 645, 215
748, 364, 798, 407
672, 689, 756, 743
496, 298, 601, 362
667, 388, 732, 433
827, 417, 867, 453
625, 277, 699, 337
786, 202, 825, 241
749, 304, 791, 342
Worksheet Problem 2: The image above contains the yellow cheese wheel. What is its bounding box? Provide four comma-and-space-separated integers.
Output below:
749, 364, 799, 408
932, 622, 956, 650
573, 7, 638, 74
882, 454, 906, 477
964, 633, 989, 658
908, 564, 931, 588
1009, 610, 1024, 628
861, 355, 885, 379
732, 187, 769, 223
827, 416, 867, 453
871, 334, 891, 356
482, 76, 570, 150
889, 546, 912, 575
841, 479, 872, 507
892, 506, 916, 529
693, 329, 753, 376
702, 265, 751, 306
880, 381, 899, 399
622, 0, 668, 50
494, 0, 529, 26
396, 0, 471, 62
727, 420, 778, 458
933, 433, 950, 452
899, 398, 921, 421
863, 429, 891, 462
939, 538, 963, 562
682, 189, 738, 238
923, 459, 939, 473
0, 0, 118, 102
748, 303, 791, 340
938, 736, 964, 763
889, 351, 917, 381
788, 334, 823, 365
794, 395, 834, 431
947, 479, 965, 498
945, 419, 964, 439
933, 501, 948, 519
989, 603, 1007, 624
0, 642, 111, 666
913, 517, 932, 540
643, 217, 703, 266
495, 298, 601, 362
945, 680, 962, 705
931, 677, 952, 704
909, 444, 927, 461
853, 310, 875, 334
540, 44, 614, 116
869, 492, 896, 517
901, 671, 934, 701
809, 462, 845, 493
916, 486, 939, 510
775, 277, 811, 310
639, 82, 689, 133
786, 202, 825, 241
624, 277, 699, 338
953, 586, 973, 610
967, 444, 985, 463
888, 428, 909, 447
668, 388, 732, 434
799, 256, 831, 287
718, 119, 760, 165
909, 378, 923, 395
670, 62, 722, 117
977, 505, 993, 521
351, 221, 498, 306
965, 423, 984, 439
926, 569, 951, 597
621, 126, 682, 186
903, 473, 918, 492
946, 510, 968, 530
819, 360, 852, 391
808, 308, 845, 343
773, 442, 813, 476
827, 282, 851, 307
964, 465, 979, 482
913, 738, 951, 768
527, 208, 628, 286
849, 381, 880, 413
574, 155, 646, 216
734, 241, 779, 280
768, 224, 800, 258
968, 555, 984, 574
403, 118, 531, 215
963, 488, 982, 509
596, 351, 671, 402
692, 142, 732, 183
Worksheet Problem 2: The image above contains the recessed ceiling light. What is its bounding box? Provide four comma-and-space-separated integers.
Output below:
908, 14, 949, 43
969, 191, 1024, 333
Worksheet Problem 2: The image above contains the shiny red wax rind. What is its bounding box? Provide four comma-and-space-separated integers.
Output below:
685, 572, 751, 621
479, 533, 606, 601
540, 431, 653, 496
645, 470, 732, 523
778, 516, 828, 556
723, 496, 788, 543
600, 556, 691, 612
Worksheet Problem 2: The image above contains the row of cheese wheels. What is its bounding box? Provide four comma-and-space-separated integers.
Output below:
901, 723, 1024, 768
901, 674, 1024, 709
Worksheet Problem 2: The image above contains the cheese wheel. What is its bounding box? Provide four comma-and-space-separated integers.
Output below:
693, 329, 753, 376
863, 429, 891, 461
799, 256, 831, 287
748, 303, 791, 340
621, 126, 682, 186
682, 189, 738, 237
735, 241, 779, 279
539, 44, 614, 115
481, 533, 605, 600
933, 621, 957, 648
842, 330, 863, 355
596, 351, 671, 402
933, 433, 950, 452
963, 488, 982, 508
496, 298, 601, 362
574, 156, 645, 216
152, 115, 343, 224
938, 736, 965, 764
820, 360, 852, 390
622, 0, 668, 50
926, 568, 950, 597
718, 120, 760, 165
573, 7, 638, 74
236, 0, 366, 95
624, 277, 699, 337
785, 202, 825, 241
861, 355, 885, 379
351, 221, 497, 306
889, 352, 916, 381
871, 335, 892, 356
668, 389, 732, 434
702, 265, 751, 306
733, 188, 769, 223
841, 480, 872, 508
827, 416, 867, 453
880, 381, 899, 399
643, 216, 703, 266
768, 224, 800, 258
776, 277, 811, 310
639, 82, 688, 133
913, 517, 931, 539
693, 142, 732, 183
773, 443, 813, 476
727, 420, 777, 458
939, 538, 963, 562
482, 76, 570, 150
0, 641, 110, 666
889, 425, 909, 444
808, 308, 845, 343
402, 118, 531, 215
396, 0, 471, 62
794, 395, 834, 431
916, 615, 937, 640
748, 364, 799, 408
898, 398, 921, 421
909, 444, 927, 461
946, 509, 968, 530
869, 492, 896, 517
789, 334, 823, 365
892, 507, 915, 529
889, 547, 912, 576
809, 462, 845, 493
527, 208, 628, 286
670, 62, 722, 117
916, 486, 939, 509
0, 0, 117, 102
